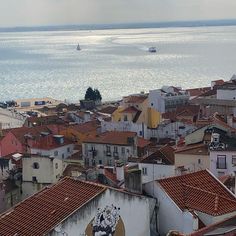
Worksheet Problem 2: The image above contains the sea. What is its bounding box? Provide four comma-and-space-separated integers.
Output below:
0, 20, 236, 102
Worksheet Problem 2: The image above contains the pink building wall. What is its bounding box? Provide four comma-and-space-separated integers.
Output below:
0, 132, 24, 157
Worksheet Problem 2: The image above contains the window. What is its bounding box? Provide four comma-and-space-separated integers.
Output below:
114, 146, 118, 152
124, 115, 128, 121
32, 162, 39, 169
139, 131, 143, 136
62, 154, 65, 159
54, 151, 58, 156
142, 167, 147, 176
217, 155, 226, 169
99, 160, 102, 165
67, 147, 70, 153
198, 159, 201, 164
106, 146, 111, 156
232, 157, 236, 165
32, 176, 37, 182
121, 147, 125, 154
55, 163, 58, 169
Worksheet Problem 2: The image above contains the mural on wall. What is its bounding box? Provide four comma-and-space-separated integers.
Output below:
85, 204, 125, 236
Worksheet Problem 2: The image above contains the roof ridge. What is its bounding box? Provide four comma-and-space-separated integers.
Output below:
183, 183, 236, 202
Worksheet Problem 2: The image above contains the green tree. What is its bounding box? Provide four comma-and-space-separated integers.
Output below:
94, 89, 102, 101
84, 87, 102, 101
85, 87, 95, 100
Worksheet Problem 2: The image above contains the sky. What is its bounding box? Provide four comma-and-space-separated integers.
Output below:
0, 0, 236, 27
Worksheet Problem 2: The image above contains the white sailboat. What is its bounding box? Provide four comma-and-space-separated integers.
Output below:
77, 44, 81, 50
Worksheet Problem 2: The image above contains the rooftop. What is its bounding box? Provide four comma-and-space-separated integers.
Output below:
83, 131, 137, 146
0, 178, 106, 236
158, 170, 236, 216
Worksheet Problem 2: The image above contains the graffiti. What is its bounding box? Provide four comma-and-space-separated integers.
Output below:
85, 204, 125, 236
92, 205, 120, 236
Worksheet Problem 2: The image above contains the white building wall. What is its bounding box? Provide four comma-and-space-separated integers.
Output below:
83, 142, 136, 166
148, 89, 165, 113
210, 150, 236, 178
144, 182, 195, 235
138, 163, 175, 184
31, 144, 74, 160
101, 121, 148, 139
49, 189, 152, 236
217, 89, 236, 100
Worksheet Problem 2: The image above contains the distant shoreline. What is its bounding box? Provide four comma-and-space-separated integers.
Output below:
1, 19, 236, 33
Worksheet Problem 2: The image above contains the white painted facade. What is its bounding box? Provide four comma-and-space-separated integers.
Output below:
217, 89, 236, 100
0, 108, 26, 129
101, 120, 148, 139
154, 121, 196, 140
144, 182, 196, 235
209, 150, 236, 178
48, 188, 154, 236
31, 144, 74, 160
82, 142, 137, 166
135, 162, 175, 184
22, 156, 64, 184
148, 87, 189, 113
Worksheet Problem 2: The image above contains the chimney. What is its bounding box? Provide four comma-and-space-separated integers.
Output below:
211, 133, 220, 144
97, 165, 105, 175
227, 115, 233, 128
115, 161, 124, 181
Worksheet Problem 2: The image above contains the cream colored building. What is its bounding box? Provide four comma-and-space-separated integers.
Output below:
175, 143, 210, 174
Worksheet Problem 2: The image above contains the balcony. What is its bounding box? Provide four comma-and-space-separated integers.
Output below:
106, 151, 111, 156
113, 152, 119, 157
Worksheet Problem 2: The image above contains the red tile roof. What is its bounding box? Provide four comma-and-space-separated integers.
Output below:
31, 135, 73, 150
190, 214, 236, 236
0, 178, 106, 236
124, 95, 147, 104
98, 106, 118, 115
104, 168, 118, 184
186, 87, 211, 97
83, 131, 137, 146
158, 170, 236, 216
137, 137, 151, 148
68, 120, 100, 134
120, 106, 140, 113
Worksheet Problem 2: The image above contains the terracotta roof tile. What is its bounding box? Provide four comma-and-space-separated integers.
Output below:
120, 106, 140, 113
0, 178, 106, 236
83, 131, 137, 146
137, 137, 151, 148
158, 170, 236, 216
124, 95, 147, 104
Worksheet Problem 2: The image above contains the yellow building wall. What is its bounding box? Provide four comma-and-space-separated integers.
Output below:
112, 107, 123, 122
147, 107, 161, 128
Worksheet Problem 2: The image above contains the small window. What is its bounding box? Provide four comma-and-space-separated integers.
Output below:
232, 157, 236, 165
54, 151, 58, 156
198, 159, 201, 164
62, 154, 65, 159
55, 163, 58, 169
121, 147, 125, 154
32, 162, 39, 169
67, 147, 70, 153
142, 167, 147, 176
139, 131, 143, 136
114, 146, 118, 153
151, 103, 153, 106
99, 160, 102, 165
124, 115, 128, 121
32, 176, 37, 182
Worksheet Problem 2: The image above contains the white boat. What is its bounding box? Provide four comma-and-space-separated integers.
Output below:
148, 47, 156, 53
77, 44, 81, 50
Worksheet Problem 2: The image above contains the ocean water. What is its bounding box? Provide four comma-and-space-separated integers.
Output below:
0, 25, 236, 102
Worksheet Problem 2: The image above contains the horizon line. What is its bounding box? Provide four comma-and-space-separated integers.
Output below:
1, 18, 236, 33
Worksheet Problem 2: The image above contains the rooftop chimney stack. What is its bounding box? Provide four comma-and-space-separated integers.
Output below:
115, 161, 124, 181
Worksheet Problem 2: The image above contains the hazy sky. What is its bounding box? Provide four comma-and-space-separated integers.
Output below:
1, 0, 236, 27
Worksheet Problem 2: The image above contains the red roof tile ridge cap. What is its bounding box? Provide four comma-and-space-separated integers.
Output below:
206, 168, 236, 199
182, 183, 236, 203
157, 170, 208, 183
